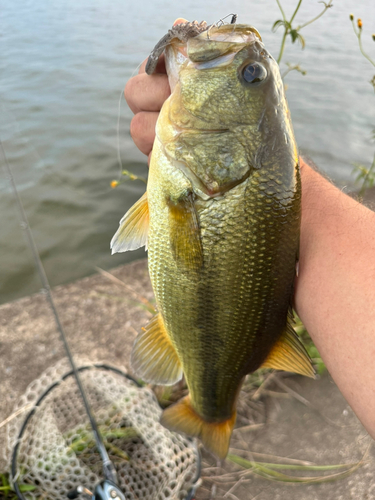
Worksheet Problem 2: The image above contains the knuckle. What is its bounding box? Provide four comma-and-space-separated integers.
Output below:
130, 112, 145, 141
124, 77, 137, 107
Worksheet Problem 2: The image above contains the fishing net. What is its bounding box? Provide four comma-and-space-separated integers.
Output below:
5, 360, 200, 500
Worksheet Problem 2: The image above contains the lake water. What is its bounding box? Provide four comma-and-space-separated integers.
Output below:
1, 0, 374, 304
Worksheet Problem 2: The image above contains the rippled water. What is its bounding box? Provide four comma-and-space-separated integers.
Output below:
1, 0, 374, 304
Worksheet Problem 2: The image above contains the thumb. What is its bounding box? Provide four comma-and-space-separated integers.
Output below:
173, 18, 188, 26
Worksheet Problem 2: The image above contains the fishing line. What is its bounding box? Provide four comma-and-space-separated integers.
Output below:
116, 88, 125, 178
214, 13, 238, 27
116, 58, 145, 182
207, 13, 238, 40
0, 138, 124, 498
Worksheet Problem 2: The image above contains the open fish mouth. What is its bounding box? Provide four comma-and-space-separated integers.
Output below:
145, 20, 261, 75
146, 20, 210, 75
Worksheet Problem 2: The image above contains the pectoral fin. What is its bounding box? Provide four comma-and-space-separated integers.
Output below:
168, 196, 203, 272
111, 191, 149, 254
261, 323, 315, 378
131, 313, 183, 385
160, 395, 236, 459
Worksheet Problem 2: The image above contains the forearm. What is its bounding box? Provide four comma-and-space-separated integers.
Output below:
295, 159, 375, 436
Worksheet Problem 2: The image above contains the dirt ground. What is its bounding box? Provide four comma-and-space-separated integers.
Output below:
1, 259, 374, 499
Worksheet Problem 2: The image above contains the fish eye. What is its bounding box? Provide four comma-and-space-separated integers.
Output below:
241, 62, 267, 85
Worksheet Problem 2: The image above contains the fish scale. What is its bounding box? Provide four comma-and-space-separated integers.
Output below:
111, 21, 314, 459
147, 148, 300, 419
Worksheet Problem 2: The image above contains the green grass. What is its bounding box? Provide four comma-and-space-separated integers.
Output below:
294, 315, 327, 375
0, 473, 36, 500
227, 453, 366, 484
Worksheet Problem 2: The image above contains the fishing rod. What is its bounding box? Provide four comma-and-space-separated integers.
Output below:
0, 139, 126, 500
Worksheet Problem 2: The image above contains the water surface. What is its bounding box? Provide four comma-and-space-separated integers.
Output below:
1, 0, 374, 304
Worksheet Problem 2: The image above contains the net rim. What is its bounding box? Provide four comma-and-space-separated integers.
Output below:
11, 363, 201, 500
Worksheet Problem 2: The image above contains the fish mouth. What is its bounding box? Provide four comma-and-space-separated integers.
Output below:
193, 52, 237, 70
187, 24, 260, 67
146, 21, 261, 75
194, 23, 261, 44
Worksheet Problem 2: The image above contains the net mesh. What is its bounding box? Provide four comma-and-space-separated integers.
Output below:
6, 359, 200, 500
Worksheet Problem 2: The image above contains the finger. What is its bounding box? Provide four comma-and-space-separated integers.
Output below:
139, 58, 147, 74
125, 73, 170, 114
130, 111, 158, 156
173, 18, 188, 25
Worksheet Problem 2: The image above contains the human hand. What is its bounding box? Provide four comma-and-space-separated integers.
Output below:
124, 18, 187, 163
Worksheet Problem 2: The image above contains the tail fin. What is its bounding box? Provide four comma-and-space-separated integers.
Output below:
160, 396, 236, 459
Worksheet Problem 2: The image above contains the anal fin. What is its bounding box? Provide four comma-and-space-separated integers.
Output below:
131, 313, 183, 385
161, 396, 236, 459
111, 191, 149, 254
261, 322, 315, 378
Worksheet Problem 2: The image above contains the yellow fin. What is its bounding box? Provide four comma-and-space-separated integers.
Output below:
131, 313, 183, 385
168, 196, 203, 272
160, 396, 236, 459
111, 191, 149, 254
261, 323, 315, 378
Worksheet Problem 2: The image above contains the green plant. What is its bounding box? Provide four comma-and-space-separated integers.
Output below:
273, 0, 333, 74
353, 154, 375, 195
67, 425, 138, 462
349, 15, 375, 90
0, 473, 36, 500
350, 15, 375, 194
111, 169, 147, 189
227, 452, 365, 484
294, 315, 326, 375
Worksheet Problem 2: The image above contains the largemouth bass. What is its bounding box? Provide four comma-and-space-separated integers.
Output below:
111, 20, 314, 459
